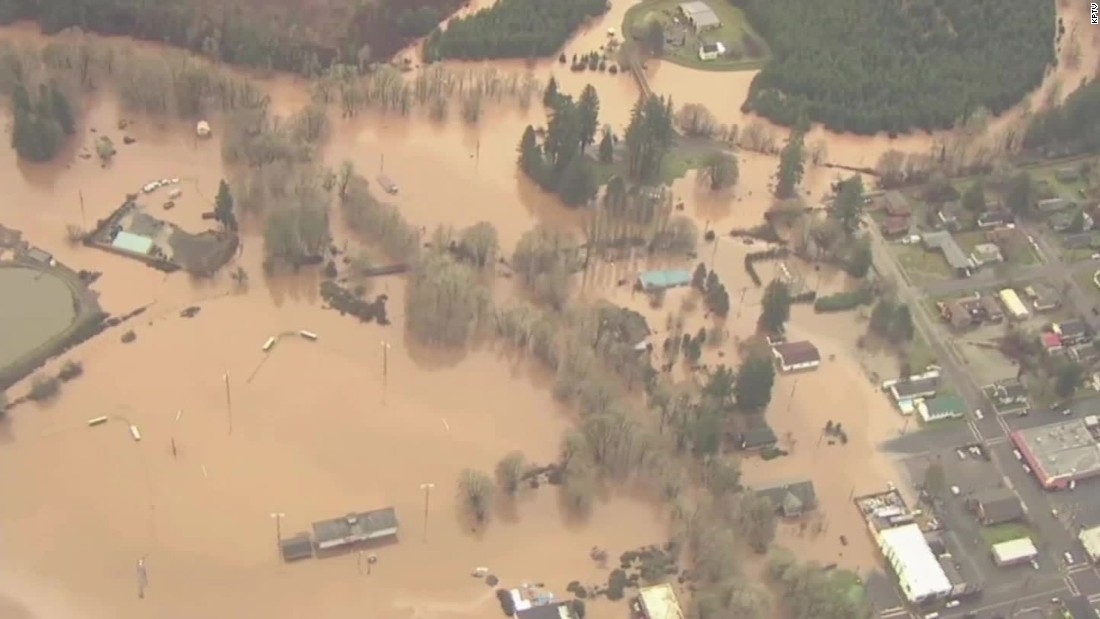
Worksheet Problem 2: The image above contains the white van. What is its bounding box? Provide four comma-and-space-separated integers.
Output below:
974, 408, 984, 420
1064, 552, 1075, 565
1013, 449, 1023, 460
946, 600, 960, 608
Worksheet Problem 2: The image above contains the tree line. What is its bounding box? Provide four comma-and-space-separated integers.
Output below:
737, 0, 1056, 134
423, 0, 609, 61
519, 82, 603, 206
10, 80, 76, 161
1024, 78, 1100, 157
0, 0, 462, 75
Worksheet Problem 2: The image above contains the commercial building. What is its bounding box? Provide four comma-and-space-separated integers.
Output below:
877, 523, 952, 603
279, 533, 314, 562
112, 230, 155, 256
637, 269, 692, 292
771, 340, 821, 372
514, 601, 577, 619
311, 507, 398, 551
1010, 416, 1100, 489
968, 488, 1025, 525
991, 537, 1038, 567
637, 583, 685, 619
1079, 525, 1100, 562
999, 288, 1030, 320
916, 394, 965, 423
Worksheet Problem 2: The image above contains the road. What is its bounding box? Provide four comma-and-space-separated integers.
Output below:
868, 221, 1100, 618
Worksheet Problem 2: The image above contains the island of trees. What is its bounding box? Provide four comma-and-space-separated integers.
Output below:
738, 0, 1057, 134
424, 0, 609, 61
0, 0, 463, 74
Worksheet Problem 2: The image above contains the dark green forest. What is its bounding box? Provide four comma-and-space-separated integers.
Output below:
737, 0, 1056, 135
10, 82, 76, 162
0, 0, 462, 74
424, 0, 609, 61
1024, 79, 1100, 157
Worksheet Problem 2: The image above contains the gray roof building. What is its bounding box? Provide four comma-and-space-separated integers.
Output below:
738, 425, 778, 450
921, 231, 973, 274
679, 1, 721, 30
969, 488, 1024, 525
516, 602, 578, 619
753, 479, 817, 517
312, 507, 398, 550
280, 533, 314, 561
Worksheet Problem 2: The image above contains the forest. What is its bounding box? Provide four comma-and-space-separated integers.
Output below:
423, 0, 609, 61
0, 0, 462, 74
737, 0, 1056, 135
1024, 79, 1100, 157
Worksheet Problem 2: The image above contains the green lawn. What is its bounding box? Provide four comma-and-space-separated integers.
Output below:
623, 0, 769, 72
979, 523, 1035, 547
893, 244, 953, 285
904, 333, 938, 371
1074, 268, 1100, 300
953, 230, 1041, 268
594, 147, 704, 186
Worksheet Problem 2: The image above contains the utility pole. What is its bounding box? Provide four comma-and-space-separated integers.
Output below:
419, 482, 434, 543
269, 512, 285, 547
785, 378, 799, 415
223, 372, 233, 435
381, 341, 390, 405
79, 190, 87, 229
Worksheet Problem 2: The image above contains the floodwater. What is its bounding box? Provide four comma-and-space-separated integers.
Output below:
0, 0, 1096, 615
0, 266, 77, 367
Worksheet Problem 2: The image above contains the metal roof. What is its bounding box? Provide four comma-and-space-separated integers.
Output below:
638, 583, 685, 619
112, 231, 155, 255
637, 269, 692, 291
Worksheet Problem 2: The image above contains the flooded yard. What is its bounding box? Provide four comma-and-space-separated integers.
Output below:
0, 265, 78, 368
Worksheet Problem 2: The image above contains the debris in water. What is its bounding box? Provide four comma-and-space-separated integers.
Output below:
121, 330, 136, 343
485, 574, 499, 586
123, 136, 136, 145
179, 306, 201, 318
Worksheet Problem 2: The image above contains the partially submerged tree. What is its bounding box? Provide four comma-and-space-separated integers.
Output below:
457, 468, 495, 524
214, 179, 238, 231
513, 225, 579, 309
735, 355, 776, 411
406, 251, 490, 347
494, 451, 527, 496
698, 151, 739, 191
759, 279, 792, 333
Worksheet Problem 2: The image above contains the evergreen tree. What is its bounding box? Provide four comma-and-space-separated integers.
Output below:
775, 129, 805, 199
759, 279, 791, 333
556, 154, 597, 206
624, 95, 674, 184
598, 128, 614, 163
1005, 172, 1033, 215
735, 355, 776, 411
577, 84, 600, 151
49, 83, 76, 135
832, 175, 864, 235
543, 76, 559, 107
545, 98, 582, 172
214, 179, 238, 231
962, 181, 986, 213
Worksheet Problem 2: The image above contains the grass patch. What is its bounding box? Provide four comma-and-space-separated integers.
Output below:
893, 244, 953, 285
623, 0, 769, 72
1074, 268, 1100, 299
904, 333, 937, 371
979, 523, 1035, 546
593, 147, 704, 186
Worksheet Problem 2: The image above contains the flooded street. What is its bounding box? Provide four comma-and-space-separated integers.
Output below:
0, 0, 1097, 616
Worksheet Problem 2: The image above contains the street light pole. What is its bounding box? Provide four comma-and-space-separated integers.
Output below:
223, 372, 233, 435
269, 512, 285, 547
419, 482, 434, 543
381, 341, 391, 405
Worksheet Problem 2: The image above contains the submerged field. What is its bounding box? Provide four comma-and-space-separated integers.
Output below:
0, 266, 76, 369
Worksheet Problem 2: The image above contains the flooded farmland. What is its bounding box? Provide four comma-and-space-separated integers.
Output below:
0, 0, 1097, 616
0, 266, 77, 368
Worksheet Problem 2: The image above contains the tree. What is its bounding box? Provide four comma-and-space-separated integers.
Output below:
962, 181, 986, 213
545, 97, 583, 171
698, 151, 739, 191
457, 468, 495, 524
557, 154, 598, 206
577, 84, 600, 151
459, 221, 500, 269
513, 225, 578, 309
775, 129, 805, 199
0, 391, 7, 417
735, 355, 776, 411
1056, 361, 1084, 399
406, 251, 490, 346
892, 305, 914, 342
676, 103, 718, 137
598, 128, 614, 163
845, 237, 873, 278
692, 263, 708, 291
869, 299, 897, 338
923, 460, 946, 498
707, 284, 730, 317
95, 136, 116, 164
739, 493, 779, 553
543, 76, 559, 107
214, 179, 237, 231
759, 279, 791, 333
49, 83, 75, 135
495, 451, 527, 496
644, 19, 665, 55
831, 175, 864, 235
624, 95, 674, 184
703, 365, 736, 405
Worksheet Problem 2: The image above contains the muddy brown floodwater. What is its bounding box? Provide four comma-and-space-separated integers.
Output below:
0, 0, 1097, 616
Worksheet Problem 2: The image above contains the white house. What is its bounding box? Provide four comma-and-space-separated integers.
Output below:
698, 42, 726, 61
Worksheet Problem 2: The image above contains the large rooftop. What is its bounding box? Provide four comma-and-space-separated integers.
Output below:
638, 583, 685, 619
878, 523, 952, 603
1011, 417, 1100, 488
311, 507, 398, 548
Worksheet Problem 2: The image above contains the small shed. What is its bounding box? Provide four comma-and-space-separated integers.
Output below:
698, 41, 725, 61
678, 1, 721, 31
991, 537, 1037, 567
637, 269, 692, 292
738, 425, 777, 451
196, 120, 212, 138
112, 231, 155, 255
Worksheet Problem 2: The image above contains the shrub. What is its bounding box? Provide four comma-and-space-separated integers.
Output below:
813, 288, 874, 312
58, 359, 84, 382
28, 375, 61, 401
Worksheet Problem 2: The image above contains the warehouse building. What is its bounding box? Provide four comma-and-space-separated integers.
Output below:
1010, 416, 1100, 490
991, 537, 1038, 567
877, 523, 952, 603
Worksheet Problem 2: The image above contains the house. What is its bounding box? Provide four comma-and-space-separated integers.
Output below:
978, 295, 1004, 323
1037, 197, 1071, 213
280, 533, 314, 562
936, 202, 965, 231
921, 231, 973, 277
1041, 331, 1064, 354
753, 479, 817, 517
23, 246, 53, 265
889, 375, 940, 403
1079, 525, 1100, 563
637, 269, 692, 292
917, 394, 965, 423
1054, 319, 1091, 346
111, 230, 155, 256
772, 340, 821, 372
883, 191, 911, 217
1056, 167, 1081, 183
977, 210, 1013, 229
940, 299, 974, 329
311, 507, 398, 551
678, 1, 721, 31
515, 601, 578, 619
881, 216, 911, 238
1023, 283, 1060, 312
970, 243, 1003, 266
968, 488, 1025, 525
1049, 211, 1078, 232
738, 425, 777, 451
985, 379, 1028, 412
637, 584, 686, 619
698, 41, 726, 61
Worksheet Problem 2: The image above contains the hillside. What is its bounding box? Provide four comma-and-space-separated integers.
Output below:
737, 0, 1057, 135
0, 0, 464, 73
